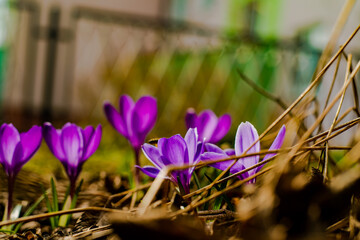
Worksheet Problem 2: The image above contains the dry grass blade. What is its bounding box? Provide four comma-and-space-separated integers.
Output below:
326, 217, 349, 232
317, 52, 342, 134
138, 169, 169, 215
312, 0, 356, 77
323, 54, 353, 181
0, 207, 126, 227
170, 167, 273, 218
292, 60, 360, 166
259, 23, 360, 145
106, 182, 152, 207
71, 225, 113, 239
343, 52, 360, 117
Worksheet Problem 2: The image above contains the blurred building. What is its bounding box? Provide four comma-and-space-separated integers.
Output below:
0, 0, 359, 137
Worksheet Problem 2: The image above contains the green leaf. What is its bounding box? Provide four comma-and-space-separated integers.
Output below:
203, 188, 212, 211
193, 172, 201, 190
40, 184, 56, 229
0, 229, 15, 234
204, 173, 234, 211
51, 178, 59, 226
63, 184, 70, 206
59, 179, 84, 227
204, 173, 222, 210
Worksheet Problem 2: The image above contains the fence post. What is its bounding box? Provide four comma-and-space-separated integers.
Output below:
42, 7, 60, 122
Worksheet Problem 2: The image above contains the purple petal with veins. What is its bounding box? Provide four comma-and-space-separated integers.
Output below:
140, 128, 201, 194
235, 122, 260, 176
104, 95, 157, 152
136, 165, 161, 179
209, 114, 231, 143
104, 103, 127, 137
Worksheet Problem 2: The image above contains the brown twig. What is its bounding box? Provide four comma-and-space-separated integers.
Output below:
0, 207, 126, 227
106, 182, 152, 207
169, 167, 273, 218
237, 70, 288, 111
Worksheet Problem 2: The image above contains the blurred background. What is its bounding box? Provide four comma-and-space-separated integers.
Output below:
0, 0, 360, 177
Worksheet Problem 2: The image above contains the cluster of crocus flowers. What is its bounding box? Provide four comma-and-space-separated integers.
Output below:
43, 123, 102, 197
137, 128, 203, 194
201, 122, 286, 183
0, 124, 42, 219
0, 92, 285, 220
104, 95, 157, 183
185, 108, 231, 144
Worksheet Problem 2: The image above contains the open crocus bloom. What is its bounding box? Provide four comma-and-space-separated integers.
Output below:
0, 123, 42, 218
201, 122, 286, 183
137, 128, 203, 194
185, 108, 231, 144
104, 95, 157, 153
43, 123, 102, 194
0, 124, 42, 178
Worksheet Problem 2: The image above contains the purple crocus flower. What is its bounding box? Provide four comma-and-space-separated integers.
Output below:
201, 122, 286, 183
185, 108, 231, 144
0, 123, 42, 219
136, 128, 203, 194
104, 95, 157, 153
104, 95, 157, 183
43, 122, 102, 197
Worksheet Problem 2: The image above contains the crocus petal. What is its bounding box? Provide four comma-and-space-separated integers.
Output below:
43, 123, 65, 161
224, 148, 235, 156
235, 122, 260, 176
60, 124, 83, 167
203, 151, 244, 173
201, 152, 228, 169
82, 126, 94, 147
104, 103, 127, 137
204, 143, 225, 154
119, 95, 135, 137
131, 96, 157, 146
136, 165, 160, 179
142, 143, 165, 168
194, 141, 204, 162
185, 108, 197, 129
11, 142, 24, 176
184, 128, 197, 165
209, 114, 231, 143
263, 125, 286, 161
197, 110, 218, 141
172, 171, 190, 194
0, 124, 20, 166
236, 169, 250, 180
82, 125, 102, 161
258, 125, 286, 172
158, 135, 186, 166
20, 125, 42, 162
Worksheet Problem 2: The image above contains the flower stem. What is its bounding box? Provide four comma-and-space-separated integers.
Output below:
7, 176, 14, 220
133, 147, 141, 186
70, 180, 76, 200
130, 147, 141, 209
